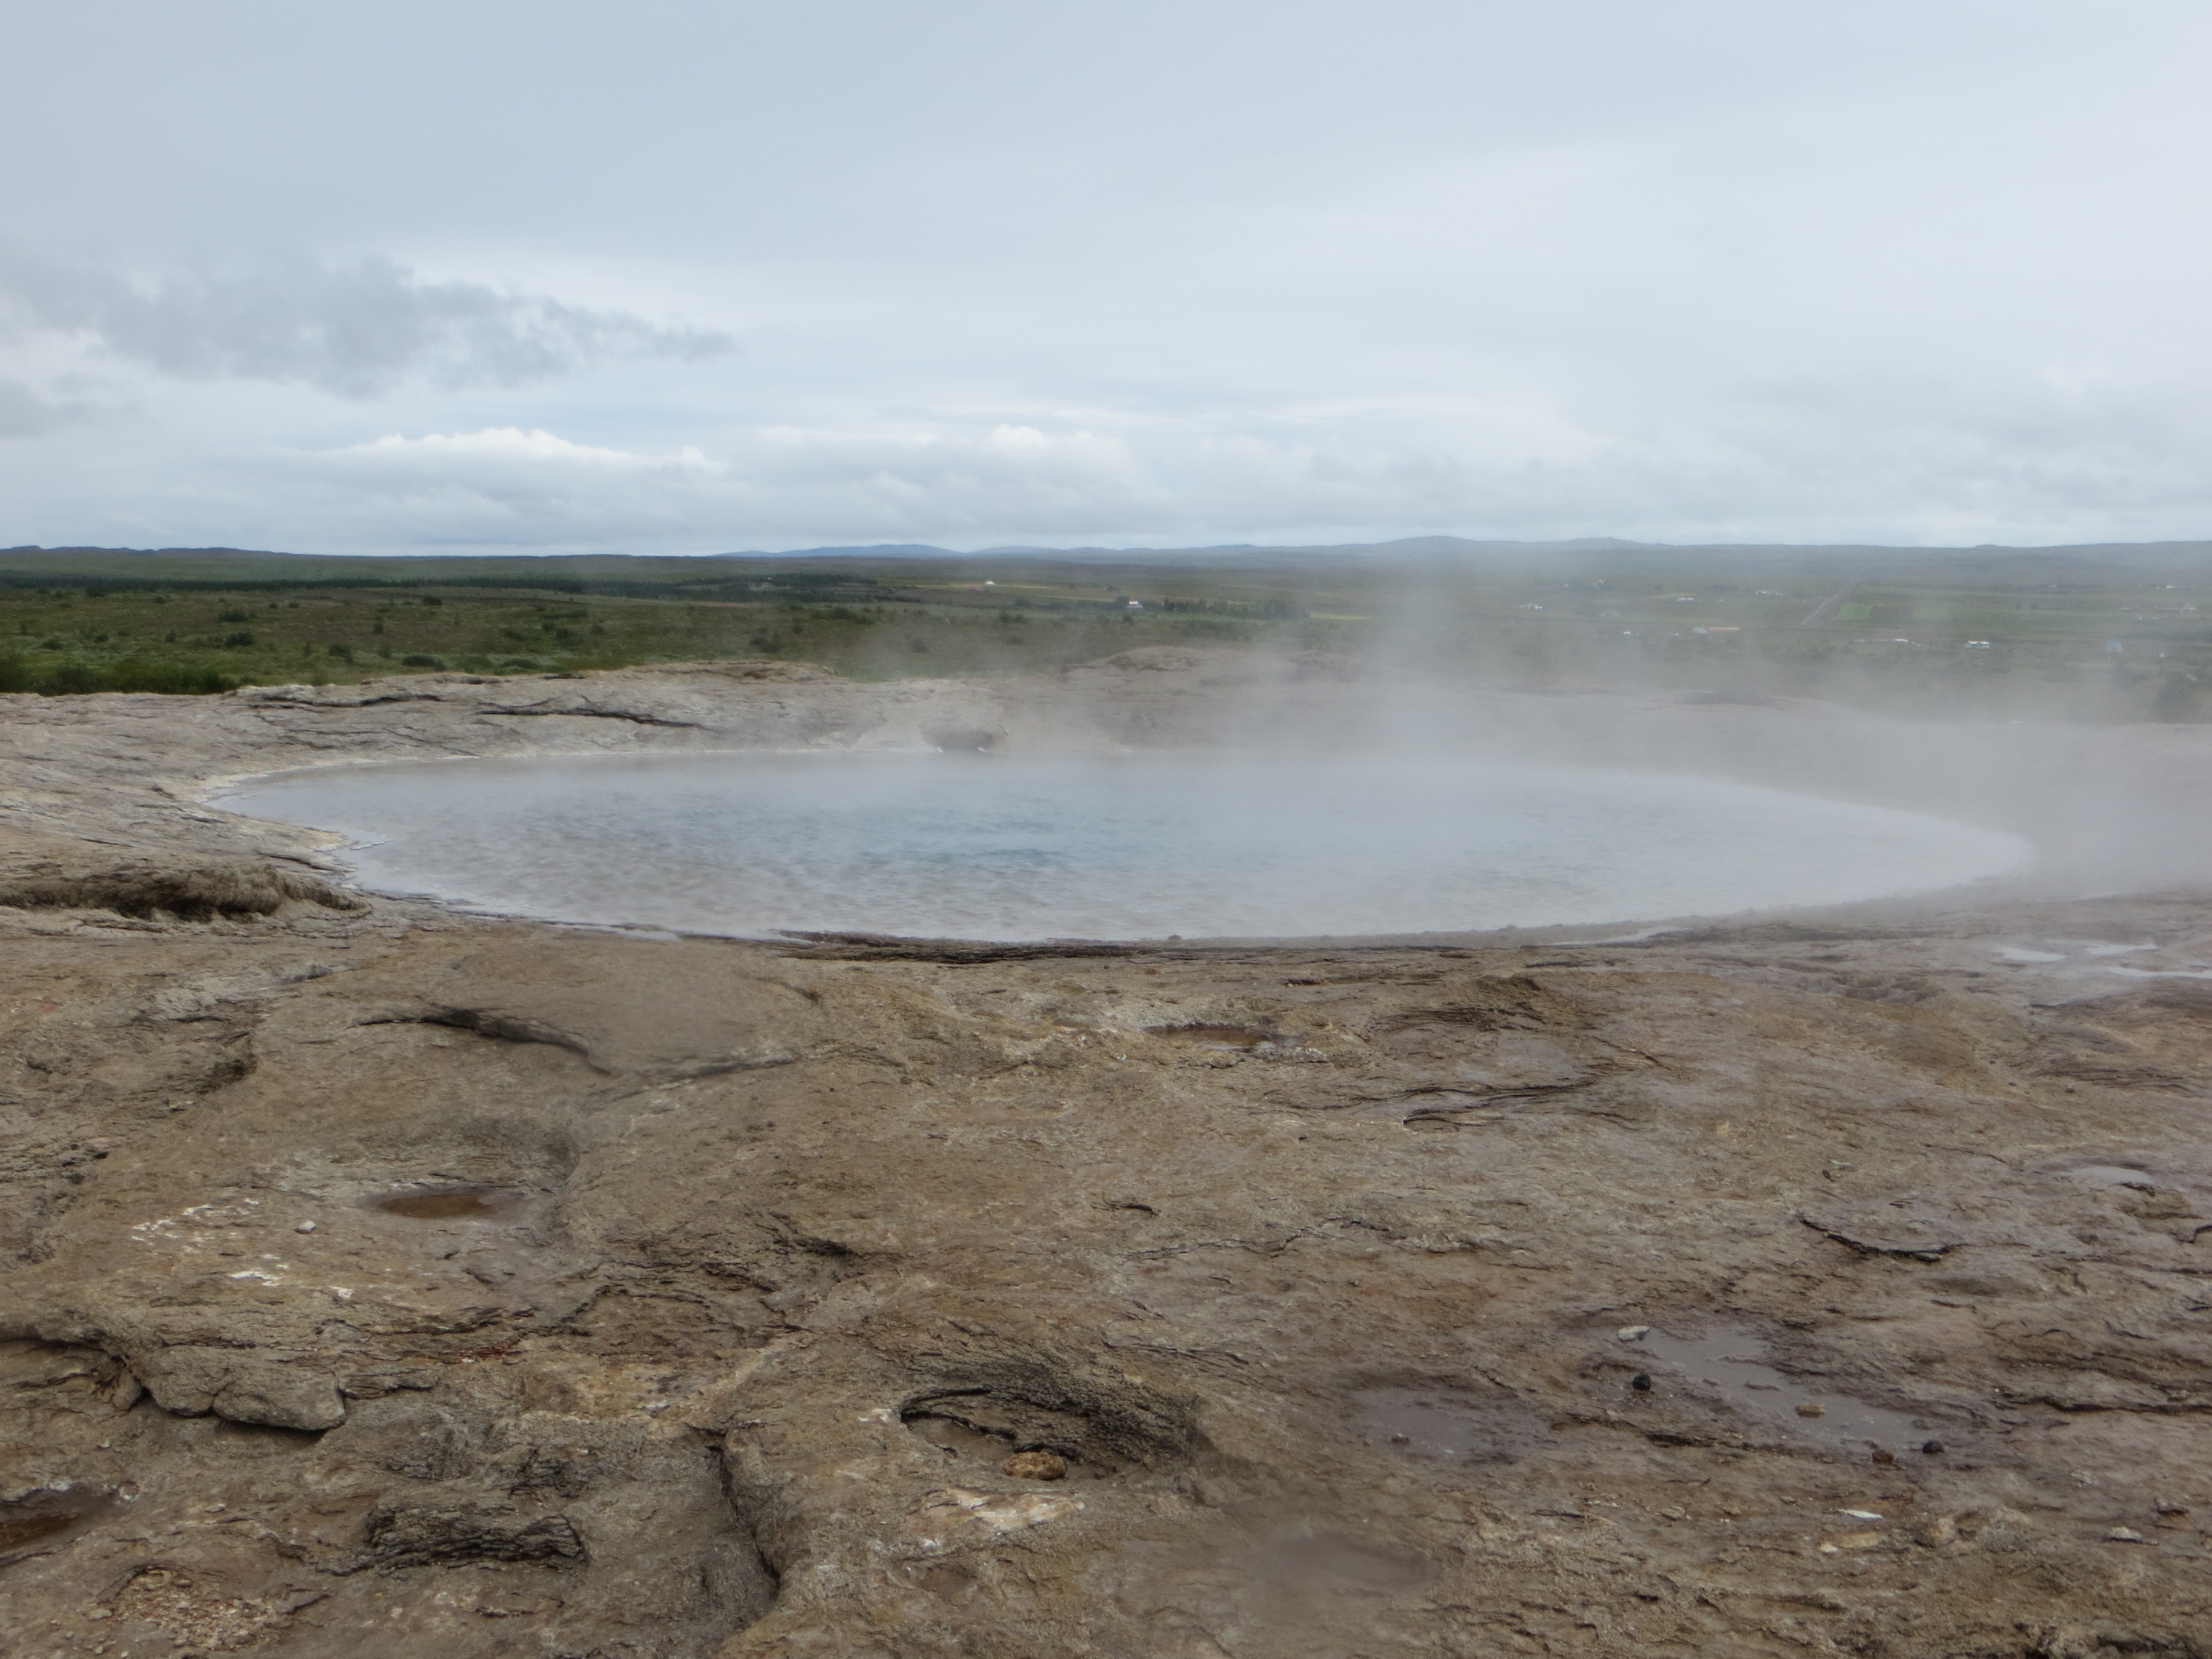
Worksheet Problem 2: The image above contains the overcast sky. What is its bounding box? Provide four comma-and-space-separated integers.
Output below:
4, 0, 2210, 555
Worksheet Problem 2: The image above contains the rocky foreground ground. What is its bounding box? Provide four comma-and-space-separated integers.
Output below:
5, 650, 2212, 1659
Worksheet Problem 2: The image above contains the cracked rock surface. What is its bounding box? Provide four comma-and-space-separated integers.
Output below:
8, 652, 2212, 1657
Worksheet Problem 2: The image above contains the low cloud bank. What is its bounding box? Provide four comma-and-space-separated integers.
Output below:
243, 385, 2212, 552
0, 252, 732, 398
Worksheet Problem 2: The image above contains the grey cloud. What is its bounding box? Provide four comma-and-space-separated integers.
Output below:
0, 378, 106, 439
3, 7, 2210, 548
0, 253, 733, 397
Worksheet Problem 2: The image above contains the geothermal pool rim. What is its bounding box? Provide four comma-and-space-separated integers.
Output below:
210, 743, 2037, 947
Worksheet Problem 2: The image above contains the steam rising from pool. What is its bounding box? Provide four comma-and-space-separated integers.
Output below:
219, 752, 2030, 940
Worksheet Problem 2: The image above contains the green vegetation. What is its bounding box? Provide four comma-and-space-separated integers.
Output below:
0, 656, 237, 695
2, 540, 2209, 721
0, 548, 1319, 692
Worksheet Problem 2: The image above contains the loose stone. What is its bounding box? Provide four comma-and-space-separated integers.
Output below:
1002, 1451, 1069, 1481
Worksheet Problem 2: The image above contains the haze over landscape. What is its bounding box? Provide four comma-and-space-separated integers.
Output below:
8, 1, 2212, 555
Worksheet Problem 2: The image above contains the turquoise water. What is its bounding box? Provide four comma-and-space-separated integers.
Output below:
218, 750, 2031, 941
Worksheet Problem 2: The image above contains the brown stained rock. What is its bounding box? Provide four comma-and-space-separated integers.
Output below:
352, 1503, 588, 1569
0, 857, 361, 921
7, 656, 2212, 1655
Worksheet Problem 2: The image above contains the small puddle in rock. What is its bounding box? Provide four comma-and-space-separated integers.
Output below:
0, 1489, 113, 1562
375, 1187, 520, 1221
1145, 1024, 1280, 1051
1255, 1526, 1438, 1596
1352, 1387, 1560, 1462
1632, 1328, 1930, 1454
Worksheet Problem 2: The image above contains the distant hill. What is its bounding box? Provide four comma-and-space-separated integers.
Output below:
711, 543, 960, 559
7, 537, 2212, 583
954, 536, 1660, 561
2, 544, 304, 561
679, 534, 2212, 566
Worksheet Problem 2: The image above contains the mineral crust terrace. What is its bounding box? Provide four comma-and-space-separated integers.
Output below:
5, 647, 2212, 1658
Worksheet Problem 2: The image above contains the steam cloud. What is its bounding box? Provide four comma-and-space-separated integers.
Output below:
0, 252, 734, 397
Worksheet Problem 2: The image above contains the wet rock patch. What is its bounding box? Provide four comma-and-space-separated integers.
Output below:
1144, 1022, 1281, 1051
1351, 1385, 1562, 1463
1253, 1524, 1439, 1597
1624, 1325, 1936, 1459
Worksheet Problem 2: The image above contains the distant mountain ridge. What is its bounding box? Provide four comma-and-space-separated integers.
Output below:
9, 537, 2212, 567
704, 536, 1660, 559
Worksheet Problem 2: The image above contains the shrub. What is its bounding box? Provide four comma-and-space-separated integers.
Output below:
0, 657, 236, 696
103, 661, 238, 694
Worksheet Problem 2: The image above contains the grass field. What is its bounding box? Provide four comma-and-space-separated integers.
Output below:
2, 542, 2209, 720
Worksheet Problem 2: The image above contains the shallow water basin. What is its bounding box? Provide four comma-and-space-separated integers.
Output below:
218, 751, 2031, 942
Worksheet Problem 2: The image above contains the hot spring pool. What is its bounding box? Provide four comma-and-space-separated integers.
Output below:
215, 751, 2031, 941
